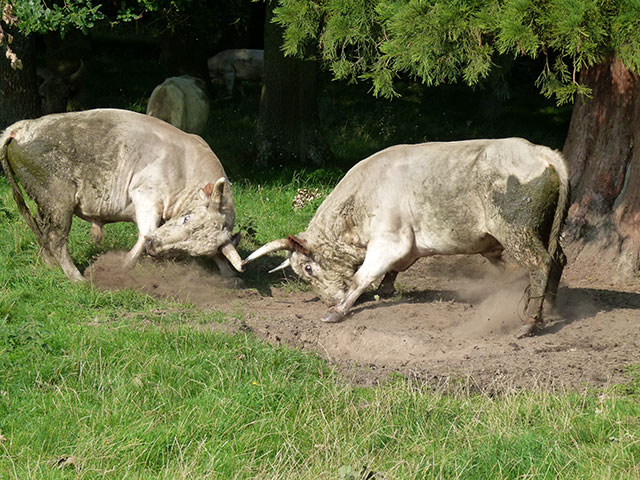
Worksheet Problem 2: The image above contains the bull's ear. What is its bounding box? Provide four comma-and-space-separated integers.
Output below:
287, 235, 310, 256
200, 183, 215, 201
200, 179, 228, 210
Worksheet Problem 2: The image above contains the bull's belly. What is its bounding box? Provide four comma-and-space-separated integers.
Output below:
414, 229, 500, 257
74, 209, 135, 225
74, 195, 135, 225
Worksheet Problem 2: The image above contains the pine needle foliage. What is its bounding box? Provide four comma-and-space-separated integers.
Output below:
274, 0, 640, 104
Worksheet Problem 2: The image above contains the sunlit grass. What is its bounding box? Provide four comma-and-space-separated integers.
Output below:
1, 174, 640, 479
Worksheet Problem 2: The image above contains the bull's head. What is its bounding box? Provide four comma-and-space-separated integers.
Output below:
242, 235, 350, 305
36, 60, 84, 114
145, 177, 243, 272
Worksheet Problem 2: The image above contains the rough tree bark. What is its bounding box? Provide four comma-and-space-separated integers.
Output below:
563, 57, 640, 279
257, 0, 331, 167
0, 26, 41, 130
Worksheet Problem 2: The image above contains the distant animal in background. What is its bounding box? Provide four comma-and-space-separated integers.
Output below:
146, 75, 210, 135
207, 49, 264, 98
36, 60, 85, 114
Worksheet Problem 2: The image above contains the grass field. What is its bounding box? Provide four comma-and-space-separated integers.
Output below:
1, 56, 639, 478
1, 176, 640, 478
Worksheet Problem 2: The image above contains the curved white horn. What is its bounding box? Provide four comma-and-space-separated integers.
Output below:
69, 59, 85, 83
221, 242, 244, 272
268, 257, 291, 274
211, 177, 227, 211
242, 238, 292, 267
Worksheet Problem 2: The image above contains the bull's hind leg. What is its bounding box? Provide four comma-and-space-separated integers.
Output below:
502, 231, 553, 338
42, 207, 85, 282
30, 205, 57, 268
90, 221, 104, 244
376, 270, 399, 296
545, 244, 566, 312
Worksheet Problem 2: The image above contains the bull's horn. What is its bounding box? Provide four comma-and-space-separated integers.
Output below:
221, 242, 244, 272
242, 238, 292, 267
268, 257, 291, 274
68, 59, 85, 83
211, 177, 228, 211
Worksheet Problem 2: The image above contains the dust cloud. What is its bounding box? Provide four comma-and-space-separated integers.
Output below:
85, 252, 241, 307
452, 267, 529, 338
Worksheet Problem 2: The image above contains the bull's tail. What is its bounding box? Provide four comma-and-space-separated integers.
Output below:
544, 148, 570, 262
535, 146, 570, 310
0, 128, 45, 241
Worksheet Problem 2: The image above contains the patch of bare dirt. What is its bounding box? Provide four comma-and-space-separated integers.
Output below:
85, 252, 640, 392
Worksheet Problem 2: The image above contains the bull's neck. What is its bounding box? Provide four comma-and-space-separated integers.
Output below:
164, 188, 206, 218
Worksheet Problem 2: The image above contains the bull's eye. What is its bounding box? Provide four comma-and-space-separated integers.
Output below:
304, 264, 313, 275
183, 215, 190, 225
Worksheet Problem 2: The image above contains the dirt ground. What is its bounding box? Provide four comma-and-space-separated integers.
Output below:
85, 251, 640, 392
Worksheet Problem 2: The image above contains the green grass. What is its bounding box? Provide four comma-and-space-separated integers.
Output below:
1, 175, 640, 479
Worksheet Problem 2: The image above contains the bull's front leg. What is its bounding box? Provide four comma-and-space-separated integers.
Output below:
222, 71, 235, 98
124, 196, 161, 270
124, 233, 150, 270
322, 236, 413, 323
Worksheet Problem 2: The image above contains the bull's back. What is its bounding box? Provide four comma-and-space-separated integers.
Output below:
147, 83, 181, 124
7, 109, 225, 214
147, 76, 209, 132
208, 49, 263, 78
311, 138, 563, 243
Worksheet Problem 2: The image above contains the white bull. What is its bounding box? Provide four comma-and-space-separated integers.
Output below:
243, 138, 570, 338
0, 108, 242, 282
146, 75, 210, 135
207, 49, 263, 98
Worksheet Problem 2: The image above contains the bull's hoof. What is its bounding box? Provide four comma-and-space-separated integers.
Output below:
515, 318, 541, 339
376, 284, 396, 297
321, 309, 345, 323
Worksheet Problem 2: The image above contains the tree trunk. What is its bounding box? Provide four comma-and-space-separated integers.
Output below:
0, 26, 41, 130
257, 0, 330, 167
563, 57, 640, 279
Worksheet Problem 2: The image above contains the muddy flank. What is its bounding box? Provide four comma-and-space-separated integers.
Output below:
85, 252, 640, 392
